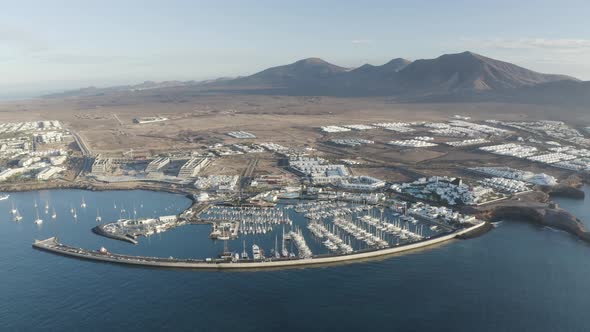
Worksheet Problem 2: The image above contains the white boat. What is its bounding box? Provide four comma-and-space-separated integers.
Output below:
51, 207, 57, 219
73, 208, 77, 219
34, 208, 43, 225
14, 209, 22, 222
44, 201, 49, 214
10, 201, 17, 215
96, 208, 102, 222
274, 235, 281, 259
281, 227, 289, 257
252, 244, 262, 260
241, 240, 249, 260
80, 197, 87, 209
0, 194, 9, 201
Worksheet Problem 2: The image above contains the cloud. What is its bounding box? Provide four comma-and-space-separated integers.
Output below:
463, 38, 590, 52
351, 39, 373, 45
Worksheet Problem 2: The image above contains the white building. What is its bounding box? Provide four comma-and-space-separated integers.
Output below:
339, 176, 386, 191
49, 155, 67, 166
177, 157, 209, 178
0, 167, 27, 181
36, 166, 64, 180
145, 157, 170, 172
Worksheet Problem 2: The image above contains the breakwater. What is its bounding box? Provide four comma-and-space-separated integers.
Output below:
32, 221, 486, 270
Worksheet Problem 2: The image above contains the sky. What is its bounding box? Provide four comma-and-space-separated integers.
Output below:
1, 0, 590, 98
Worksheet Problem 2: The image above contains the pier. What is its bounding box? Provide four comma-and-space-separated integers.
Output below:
33, 221, 486, 270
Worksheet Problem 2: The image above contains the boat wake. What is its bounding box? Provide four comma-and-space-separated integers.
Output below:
491, 221, 503, 228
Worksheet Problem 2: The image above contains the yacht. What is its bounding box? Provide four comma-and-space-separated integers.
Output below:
10, 201, 17, 215
80, 197, 87, 209
51, 207, 57, 219
96, 208, 102, 222
44, 201, 49, 214
252, 244, 262, 260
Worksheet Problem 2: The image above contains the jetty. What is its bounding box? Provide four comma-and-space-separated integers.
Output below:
33, 221, 486, 270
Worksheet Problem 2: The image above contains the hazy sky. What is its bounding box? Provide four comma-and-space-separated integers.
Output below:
1, 0, 590, 97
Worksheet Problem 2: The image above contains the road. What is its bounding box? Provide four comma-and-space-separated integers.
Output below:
113, 113, 123, 126
240, 157, 259, 190
70, 130, 92, 156
70, 129, 93, 177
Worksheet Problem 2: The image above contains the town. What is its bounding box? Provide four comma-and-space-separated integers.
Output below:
15, 114, 590, 268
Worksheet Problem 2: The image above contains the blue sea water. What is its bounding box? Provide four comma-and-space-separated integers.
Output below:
1, 189, 590, 331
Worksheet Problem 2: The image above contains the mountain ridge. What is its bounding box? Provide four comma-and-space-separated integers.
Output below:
42, 51, 588, 108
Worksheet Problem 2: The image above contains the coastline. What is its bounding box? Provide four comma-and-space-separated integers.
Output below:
8, 178, 590, 264
0, 179, 197, 197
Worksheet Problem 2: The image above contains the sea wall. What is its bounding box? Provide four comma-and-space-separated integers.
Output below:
33, 222, 487, 270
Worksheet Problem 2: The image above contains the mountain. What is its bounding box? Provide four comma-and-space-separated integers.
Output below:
394, 51, 576, 95
222, 58, 348, 90
351, 58, 412, 75
204, 51, 578, 97
43, 51, 589, 107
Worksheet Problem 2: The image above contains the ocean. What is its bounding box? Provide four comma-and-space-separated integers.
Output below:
1, 188, 590, 331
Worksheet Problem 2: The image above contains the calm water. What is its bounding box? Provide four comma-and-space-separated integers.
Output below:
2, 189, 590, 331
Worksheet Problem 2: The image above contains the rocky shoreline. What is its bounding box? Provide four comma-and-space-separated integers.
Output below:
474, 203, 590, 243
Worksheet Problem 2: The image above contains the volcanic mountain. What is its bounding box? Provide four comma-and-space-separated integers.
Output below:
45, 51, 588, 107
393, 51, 576, 96
204, 51, 577, 97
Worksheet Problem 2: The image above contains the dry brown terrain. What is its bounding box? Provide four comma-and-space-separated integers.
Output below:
0, 94, 585, 182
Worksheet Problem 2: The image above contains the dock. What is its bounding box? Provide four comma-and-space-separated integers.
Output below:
32, 221, 486, 270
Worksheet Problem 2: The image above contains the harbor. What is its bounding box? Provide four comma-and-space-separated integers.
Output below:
33, 220, 485, 269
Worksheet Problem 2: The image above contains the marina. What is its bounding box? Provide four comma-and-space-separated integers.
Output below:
33, 220, 485, 269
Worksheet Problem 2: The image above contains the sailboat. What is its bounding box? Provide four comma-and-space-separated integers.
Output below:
34, 208, 43, 225
274, 235, 281, 259
241, 240, 249, 260
281, 226, 289, 257
73, 208, 78, 219
34, 199, 38, 208
96, 208, 102, 222
10, 201, 17, 215
80, 197, 87, 209
14, 208, 22, 222
44, 201, 49, 214
51, 207, 57, 219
